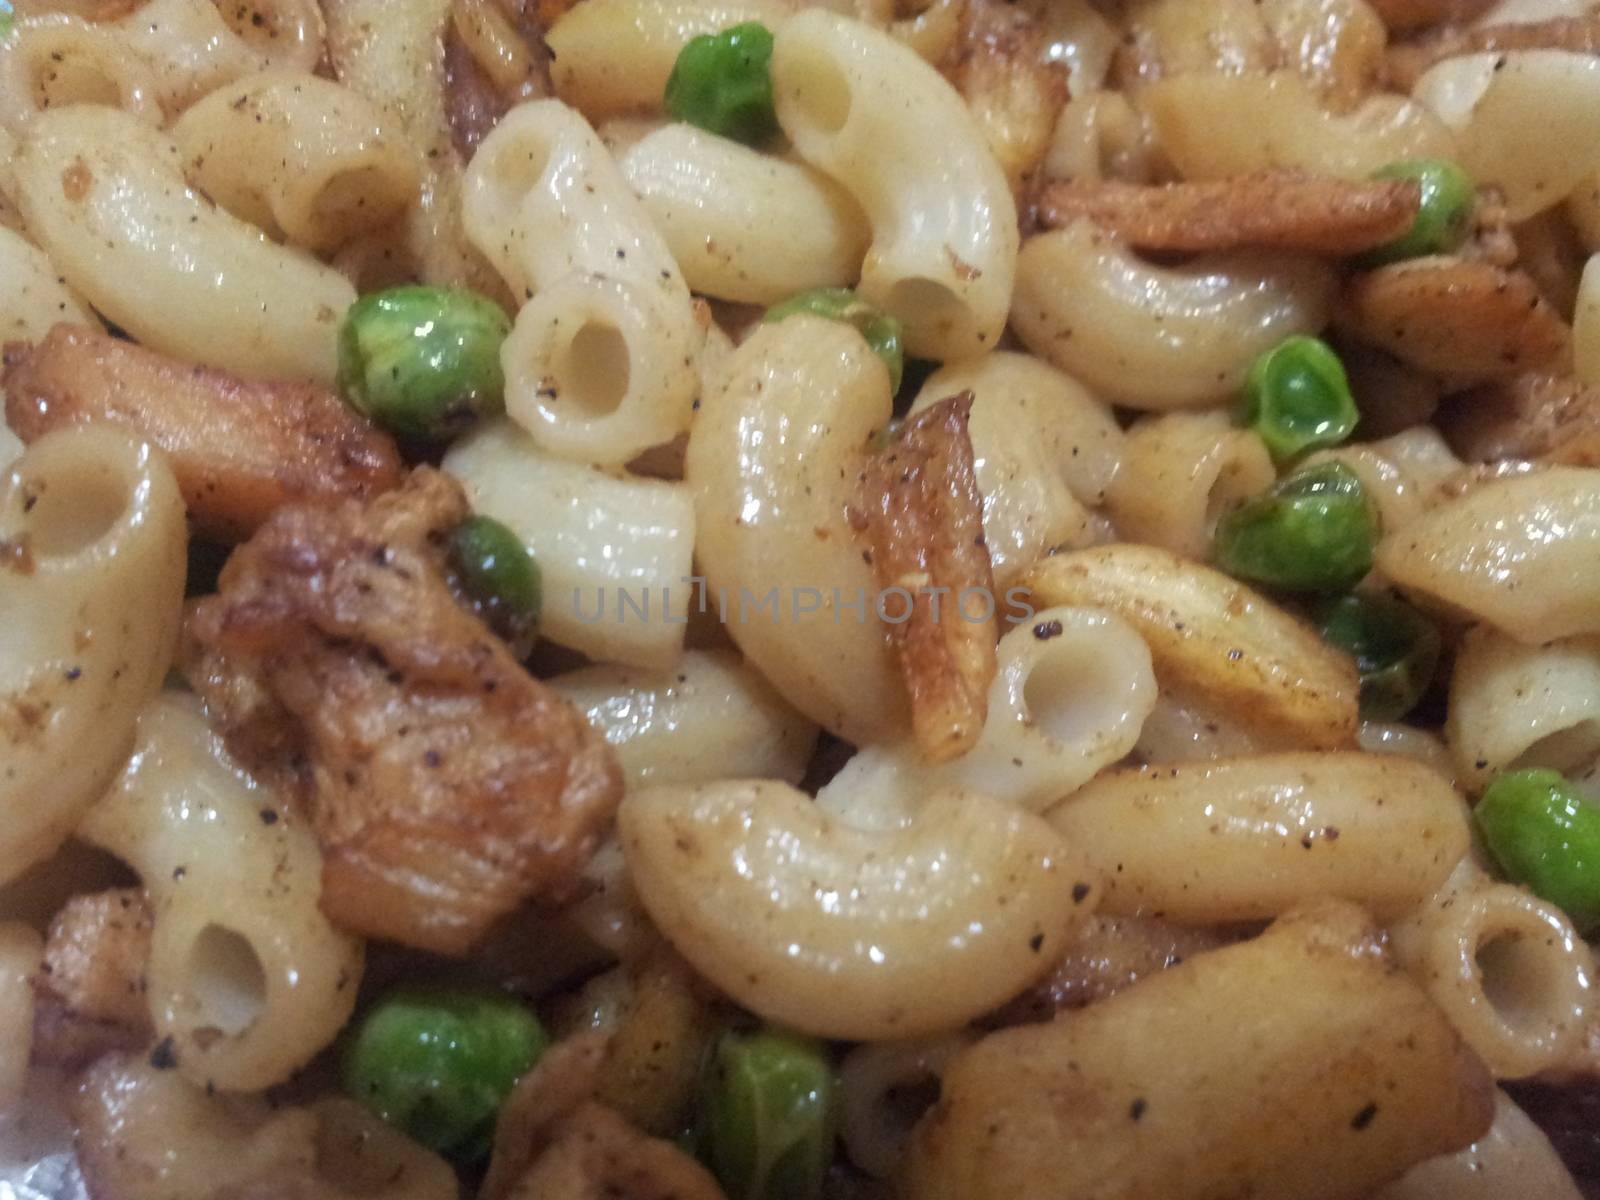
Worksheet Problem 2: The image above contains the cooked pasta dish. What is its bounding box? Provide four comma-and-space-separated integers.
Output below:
5, 0, 1600, 1196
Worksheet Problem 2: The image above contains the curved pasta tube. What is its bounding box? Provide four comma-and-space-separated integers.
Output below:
1376, 466, 1600, 644
819, 606, 1158, 829
1021, 545, 1361, 751
1106, 411, 1275, 559
619, 779, 1100, 1041
171, 71, 421, 253
1412, 50, 1600, 222
0, 427, 185, 886
443, 419, 695, 669
546, 0, 791, 121
79, 694, 365, 1092
839, 1034, 974, 1179
113, 0, 325, 114
1448, 627, 1600, 791
1375, 1089, 1583, 1200
13, 107, 355, 383
0, 923, 41, 1112
0, 14, 161, 136
1048, 753, 1471, 923
1134, 692, 1279, 763
1012, 220, 1337, 410
0, 225, 100, 342
910, 353, 1122, 584
1142, 70, 1456, 181
771, 10, 1019, 359
1391, 861, 1593, 1080
617, 123, 870, 305
549, 649, 821, 788
464, 100, 702, 465
1360, 721, 1460, 783
684, 316, 907, 745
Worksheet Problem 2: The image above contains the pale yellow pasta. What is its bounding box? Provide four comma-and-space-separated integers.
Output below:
1012, 220, 1338, 410
1391, 859, 1593, 1079
1376, 466, 1600, 644
0, 923, 41, 1113
838, 1034, 974, 1179
78, 694, 365, 1093
464, 100, 703, 466
1134, 692, 1279, 763
1448, 627, 1600, 791
0, 225, 99, 343
1106, 411, 1275, 560
443, 419, 695, 670
1575, 250, 1600, 387
1122, 0, 1276, 79
886, 0, 964, 64
906, 358, 1113, 584
1374, 1089, 1583, 1200
684, 317, 907, 744
1259, 0, 1387, 109
0, 427, 185, 886
1016, 0, 1116, 97
546, 0, 789, 122
617, 123, 870, 305
818, 606, 1158, 829
1307, 427, 1464, 538
1043, 88, 1161, 184
1143, 70, 1456, 181
1412, 51, 1600, 222
13, 106, 355, 382
548, 649, 820, 788
113, 0, 324, 115
620, 779, 1100, 1040
1048, 753, 1470, 923
770, 10, 1019, 360
171, 71, 420, 253
0, 14, 160, 136
1360, 721, 1460, 783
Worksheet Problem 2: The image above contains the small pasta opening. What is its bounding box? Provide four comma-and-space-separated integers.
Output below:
485, 134, 554, 216
1473, 919, 1572, 1048
1022, 638, 1128, 746
886, 277, 969, 340
1204, 448, 1269, 535
29, 49, 124, 112
17, 458, 130, 560
552, 320, 631, 419
783, 46, 853, 136
185, 924, 267, 1038
306, 165, 400, 247
1511, 723, 1600, 777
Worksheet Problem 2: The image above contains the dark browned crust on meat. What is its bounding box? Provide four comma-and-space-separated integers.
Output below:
2, 325, 403, 542
1035, 171, 1422, 256
851, 394, 998, 765
1442, 373, 1600, 467
183, 469, 622, 956
1388, 13, 1600, 90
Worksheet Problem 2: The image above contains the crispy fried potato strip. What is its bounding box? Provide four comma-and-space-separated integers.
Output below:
1341, 258, 1571, 382
1036, 171, 1421, 256
853, 393, 998, 764
3, 325, 403, 542
1388, 13, 1600, 90
1442, 373, 1600, 467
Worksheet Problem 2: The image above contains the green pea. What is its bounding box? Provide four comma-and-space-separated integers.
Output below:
342, 982, 547, 1160
0, 1, 13, 39
1365, 159, 1475, 265
1313, 592, 1441, 720
696, 1028, 838, 1200
764, 288, 904, 393
1475, 769, 1600, 935
664, 22, 778, 146
337, 285, 510, 442
1213, 461, 1379, 593
448, 515, 541, 646
1240, 335, 1358, 464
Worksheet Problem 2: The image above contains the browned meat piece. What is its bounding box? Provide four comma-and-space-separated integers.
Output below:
445, 26, 512, 158
1388, 13, 1600, 89
1369, 0, 1495, 34
945, 0, 1068, 193
445, 0, 549, 156
1442, 373, 1600, 467
184, 469, 622, 956
2, 325, 403, 542
851, 394, 997, 765
31, 888, 154, 1068
1035, 171, 1421, 256
1340, 258, 1571, 383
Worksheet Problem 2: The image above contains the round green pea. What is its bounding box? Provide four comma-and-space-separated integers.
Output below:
0, 1, 13, 40
337, 285, 510, 442
448, 515, 541, 642
1476, 769, 1600, 935
696, 1028, 838, 1200
1366, 159, 1475, 265
1213, 461, 1379, 593
764, 288, 904, 394
664, 22, 778, 146
1241, 335, 1358, 464
342, 982, 547, 1160
1314, 592, 1441, 720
